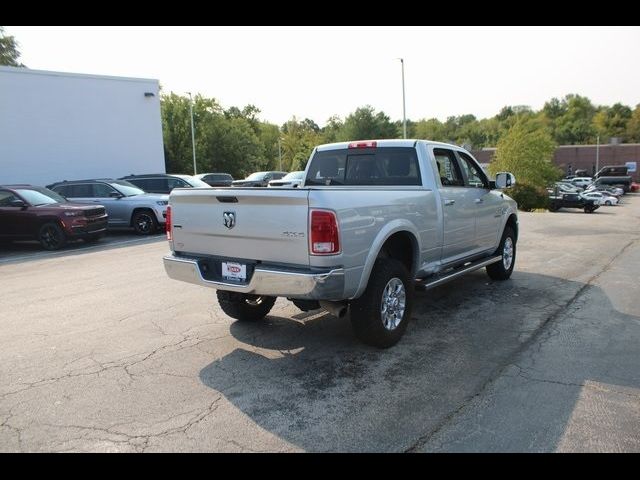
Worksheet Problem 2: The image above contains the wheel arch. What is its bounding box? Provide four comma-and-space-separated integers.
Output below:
353, 222, 420, 299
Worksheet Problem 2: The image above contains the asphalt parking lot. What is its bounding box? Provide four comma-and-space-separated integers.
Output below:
1, 197, 639, 452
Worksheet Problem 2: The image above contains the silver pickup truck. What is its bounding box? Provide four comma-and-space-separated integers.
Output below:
163, 139, 518, 347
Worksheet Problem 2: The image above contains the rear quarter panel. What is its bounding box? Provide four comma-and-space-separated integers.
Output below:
308, 187, 439, 299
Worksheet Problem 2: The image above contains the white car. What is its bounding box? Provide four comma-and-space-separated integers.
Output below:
581, 191, 619, 206
571, 177, 593, 188
584, 185, 624, 197
268, 171, 305, 188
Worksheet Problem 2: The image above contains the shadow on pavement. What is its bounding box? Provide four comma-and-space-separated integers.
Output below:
199, 271, 640, 452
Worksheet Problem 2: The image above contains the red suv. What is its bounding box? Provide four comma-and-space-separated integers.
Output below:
0, 185, 109, 250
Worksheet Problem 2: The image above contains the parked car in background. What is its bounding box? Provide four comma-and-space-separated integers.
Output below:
593, 176, 632, 193
195, 173, 234, 187
631, 182, 639, 193
554, 182, 582, 193
594, 165, 628, 178
231, 171, 287, 187
119, 173, 210, 194
570, 177, 593, 189
47, 179, 168, 235
268, 171, 305, 188
583, 185, 624, 197
0, 185, 108, 250
581, 191, 619, 206
548, 188, 599, 213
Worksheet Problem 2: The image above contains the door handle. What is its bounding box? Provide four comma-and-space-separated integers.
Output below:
444, 199, 455, 206
475, 198, 484, 204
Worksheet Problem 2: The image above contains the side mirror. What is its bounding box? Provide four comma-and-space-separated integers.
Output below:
495, 172, 516, 189
109, 192, 123, 198
10, 199, 27, 208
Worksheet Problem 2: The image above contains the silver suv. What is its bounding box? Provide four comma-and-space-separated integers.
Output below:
47, 179, 168, 235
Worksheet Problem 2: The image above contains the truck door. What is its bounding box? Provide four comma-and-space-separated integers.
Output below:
433, 147, 477, 261
456, 150, 503, 251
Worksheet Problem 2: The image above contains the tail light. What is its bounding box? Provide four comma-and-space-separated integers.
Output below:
348, 141, 377, 149
166, 205, 172, 241
310, 210, 340, 255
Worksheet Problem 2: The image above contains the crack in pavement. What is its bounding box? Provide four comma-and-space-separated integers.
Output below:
404, 236, 640, 453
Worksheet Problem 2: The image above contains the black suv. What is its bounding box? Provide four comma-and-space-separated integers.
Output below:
231, 171, 287, 187
194, 173, 234, 187
119, 174, 210, 194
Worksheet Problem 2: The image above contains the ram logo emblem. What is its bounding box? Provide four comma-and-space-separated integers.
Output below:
223, 211, 236, 229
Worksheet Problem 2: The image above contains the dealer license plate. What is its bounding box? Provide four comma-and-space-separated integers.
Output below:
222, 262, 246, 282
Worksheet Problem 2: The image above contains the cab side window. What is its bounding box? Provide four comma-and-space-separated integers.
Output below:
457, 151, 488, 188
70, 184, 92, 197
93, 183, 118, 197
433, 148, 464, 187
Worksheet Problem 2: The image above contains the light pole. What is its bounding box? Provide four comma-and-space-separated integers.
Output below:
278, 137, 282, 171
399, 58, 407, 139
187, 92, 197, 175
596, 135, 600, 174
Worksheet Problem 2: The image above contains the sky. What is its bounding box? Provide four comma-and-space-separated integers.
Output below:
5, 26, 640, 127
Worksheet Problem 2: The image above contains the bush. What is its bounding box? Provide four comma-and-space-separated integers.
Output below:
508, 183, 549, 212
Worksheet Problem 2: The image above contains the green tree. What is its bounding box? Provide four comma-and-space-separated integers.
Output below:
552, 94, 597, 144
280, 117, 324, 171
161, 93, 264, 178
413, 118, 446, 142
0, 27, 24, 67
321, 115, 345, 143
489, 119, 560, 188
593, 103, 633, 141
341, 106, 399, 140
625, 104, 640, 142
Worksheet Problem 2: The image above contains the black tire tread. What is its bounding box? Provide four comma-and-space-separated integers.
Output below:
217, 291, 276, 321
486, 226, 516, 281
350, 258, 414, 348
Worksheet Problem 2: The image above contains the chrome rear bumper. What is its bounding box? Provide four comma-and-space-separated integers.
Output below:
163, 254, 344, 300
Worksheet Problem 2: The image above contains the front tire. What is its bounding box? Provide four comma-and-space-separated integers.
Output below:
38, 222, 67, 251
132, 210, 157, 235
350, 258, 414, 348
216, 291, 276, 321
486, 226, 516, 281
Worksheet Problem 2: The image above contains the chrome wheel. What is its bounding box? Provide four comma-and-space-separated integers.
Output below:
503, 237, 514, 270
380, 278, 406, 331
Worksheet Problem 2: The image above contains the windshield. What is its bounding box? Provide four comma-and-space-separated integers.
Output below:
110, 180, 146, 196
282, 171, 305, 180
16, 187, 67, 206
245, 172, 267, 181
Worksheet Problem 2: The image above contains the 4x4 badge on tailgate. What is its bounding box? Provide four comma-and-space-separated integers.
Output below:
223, 211, 236, 229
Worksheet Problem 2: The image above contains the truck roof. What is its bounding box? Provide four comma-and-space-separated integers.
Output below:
315, 139, 464, 152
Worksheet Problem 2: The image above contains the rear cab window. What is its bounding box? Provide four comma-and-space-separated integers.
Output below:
306, 147, 422, 186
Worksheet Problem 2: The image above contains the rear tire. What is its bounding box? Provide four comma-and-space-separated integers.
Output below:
486, 226, 516, 281
216, 291, 276, 321
584, 206, 595, 213
350, 258, 414, 348
38, 222, 67, 251
132, 210, 157, 235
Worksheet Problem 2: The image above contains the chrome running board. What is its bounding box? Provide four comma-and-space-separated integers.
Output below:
415, 256, 502, 291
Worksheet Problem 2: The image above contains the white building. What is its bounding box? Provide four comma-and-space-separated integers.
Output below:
0, 66, 165, 186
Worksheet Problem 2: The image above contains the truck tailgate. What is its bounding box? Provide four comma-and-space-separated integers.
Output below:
169, 188, 311, 266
